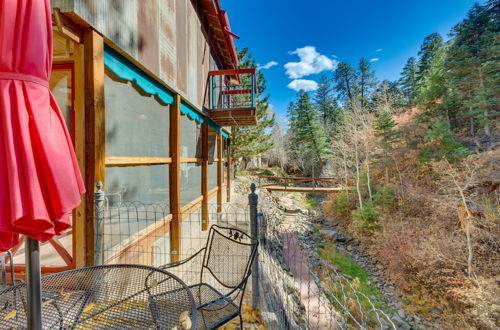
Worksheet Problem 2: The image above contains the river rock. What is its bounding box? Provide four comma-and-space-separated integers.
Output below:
319, 229, 347, 242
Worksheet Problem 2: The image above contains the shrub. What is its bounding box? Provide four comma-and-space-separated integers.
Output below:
373, 185, 397, 211
331, 190, 353, 216
419, 120, 472, 162
352, 202, 380, 235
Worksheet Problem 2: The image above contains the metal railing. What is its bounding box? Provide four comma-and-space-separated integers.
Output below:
208, 69, 257, 110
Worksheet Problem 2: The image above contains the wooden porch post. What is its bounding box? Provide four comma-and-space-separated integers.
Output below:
83, 29, 105, 266
201, 118, 209, 230
73, 42, 86, 268
226, 138, 231, 203
169, 94, 181, 262
217, 132, 223, 213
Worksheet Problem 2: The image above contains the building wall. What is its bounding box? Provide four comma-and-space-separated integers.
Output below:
52, 0, 215, 109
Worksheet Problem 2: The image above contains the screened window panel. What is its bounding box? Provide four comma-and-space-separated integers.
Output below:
105, 165, 169, 206
223, 161, 227, 183
180, 163, 202, 206
208, 161, 218, 190
49, 69, 72, 133
105, 74, 169, 157
207, 130, 217, 160
180, 114, 202, 158
222, 137, 228, 159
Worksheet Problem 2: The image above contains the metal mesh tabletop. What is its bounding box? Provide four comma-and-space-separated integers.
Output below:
0, 264, 197, 329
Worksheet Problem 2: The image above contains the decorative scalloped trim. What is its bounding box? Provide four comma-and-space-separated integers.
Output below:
104, 46, 174, 105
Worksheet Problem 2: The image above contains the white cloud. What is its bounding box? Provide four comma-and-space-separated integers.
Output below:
376, 48, 383, 52
258, 61, 278, 70
370, 58, 380, 62
287, 79, 319, 92
284, 46, 337, 79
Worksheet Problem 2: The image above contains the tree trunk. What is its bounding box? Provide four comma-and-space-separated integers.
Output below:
365, 143, 373, 201
354, 140, 363, 209
478, 66, 491, 137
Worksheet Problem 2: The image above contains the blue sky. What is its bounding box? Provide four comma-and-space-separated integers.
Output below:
221, 0, 482, 122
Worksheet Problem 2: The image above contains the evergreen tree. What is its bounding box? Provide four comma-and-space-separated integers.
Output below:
416, 33, 444, 93
399, 56, 418, 106
334, 62, 357, 107
374, 111, 401, 153
231, 47, 275, 167
416, 45, 449, 120
293, 91, 331, 166
314, 75, 341, 135
357, 58, 378, 108
445, 2, 499, 137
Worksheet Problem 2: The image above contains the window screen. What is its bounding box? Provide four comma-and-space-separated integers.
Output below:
208, 161, 218, 190
105, 73, 170, 157
180, 114, 202, 158
49, 68, 72, 133
105, 165, 169, 206
207, 129, 217, 160
180, 162, 202, 206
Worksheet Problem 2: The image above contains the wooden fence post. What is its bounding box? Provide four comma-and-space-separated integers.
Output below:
169, 94, 181, 262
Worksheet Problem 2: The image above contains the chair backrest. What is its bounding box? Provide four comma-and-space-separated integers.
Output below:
201, 225, 257, 289
1, 251, 18, 288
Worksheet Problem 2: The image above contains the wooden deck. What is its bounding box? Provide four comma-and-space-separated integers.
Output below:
264, 185, 346, 193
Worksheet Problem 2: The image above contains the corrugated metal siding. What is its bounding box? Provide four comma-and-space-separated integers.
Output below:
137, 0, 159, 74
175, 0, 188, 95
159, 0, 177, 87
187, 6, 198, 103
53, 0, 216, 109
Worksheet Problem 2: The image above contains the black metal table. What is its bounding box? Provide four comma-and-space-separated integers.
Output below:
0, 264, 197, 329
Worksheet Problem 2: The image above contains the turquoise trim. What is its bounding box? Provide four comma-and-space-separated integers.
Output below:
208, 118, 229, 138
180, 102, 204, 124
104, 46, 174, 105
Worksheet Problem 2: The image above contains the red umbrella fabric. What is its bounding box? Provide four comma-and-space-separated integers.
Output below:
0, 0, 85, 252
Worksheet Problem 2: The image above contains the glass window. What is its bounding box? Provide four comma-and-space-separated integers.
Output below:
180, 162, 201, 206
105, 73, 170, 157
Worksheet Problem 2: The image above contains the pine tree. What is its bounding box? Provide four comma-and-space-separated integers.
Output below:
416, 33, 444, 93
399, 57, 418, 106
445, 2, 499, 137
231, 47, 276, 168
371, 80, 404, 111
293, 91, 331, 169
334, 62, 357, 107
357, 58, 378, 108
314, 75, 341, 135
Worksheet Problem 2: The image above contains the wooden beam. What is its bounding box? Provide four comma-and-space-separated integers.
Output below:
264, 186, 352, 193
226, 138, 231, 202
201, 118, 209, 230
169, 94, 181, 262
180, 157, 202, 163
105, 156, 172, 166
217, 132, 223, 213
83, 29, 105, 266
73, 42, 86, 268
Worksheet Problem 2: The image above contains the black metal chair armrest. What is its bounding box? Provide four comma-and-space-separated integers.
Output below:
221, 271, 252, 302
159, 248, 206, 270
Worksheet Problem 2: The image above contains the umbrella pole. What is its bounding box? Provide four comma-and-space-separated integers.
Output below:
25, 236, 42, 330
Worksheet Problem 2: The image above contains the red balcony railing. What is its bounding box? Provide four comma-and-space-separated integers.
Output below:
208, 68, 257, 110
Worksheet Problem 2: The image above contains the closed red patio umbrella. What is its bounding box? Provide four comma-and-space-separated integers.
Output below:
0, 0, 85, 328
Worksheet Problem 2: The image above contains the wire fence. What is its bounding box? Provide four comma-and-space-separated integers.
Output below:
257, 193, 398, 330
95, 182, 398, 329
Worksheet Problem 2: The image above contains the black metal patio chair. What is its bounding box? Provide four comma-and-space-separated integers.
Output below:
160, 225, 258, 330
